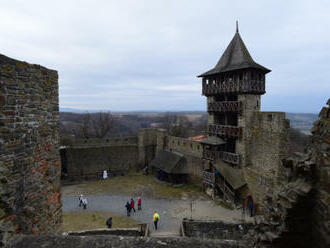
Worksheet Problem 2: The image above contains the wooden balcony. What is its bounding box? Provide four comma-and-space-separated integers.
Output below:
208, 124, 242, 139
202, 79, 265, 96
202, 150, 216, 161
219, 151, 240, 165
208, 101, 242, 114
202, 171, 215, 185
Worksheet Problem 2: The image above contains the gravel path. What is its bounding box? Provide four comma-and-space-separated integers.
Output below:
62, 194, 248, 235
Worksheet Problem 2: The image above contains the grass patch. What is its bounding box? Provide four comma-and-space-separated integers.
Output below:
62, 174, 205, 200
62, 211, 140, 232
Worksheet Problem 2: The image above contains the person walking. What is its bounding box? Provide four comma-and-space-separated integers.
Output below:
106, 217, 112, 229
79, 194, 83, 207
82, 197, 88, 209
130, 198, 136, 213
144, 166, 149, 175
125, 201, 131, 217
249, 201, 254, 217
153, 211, 160, 230
137, 197, 142, 210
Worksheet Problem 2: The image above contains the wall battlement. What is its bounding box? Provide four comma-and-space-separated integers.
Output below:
166, 136, 203, 157
71, 136, 138, 148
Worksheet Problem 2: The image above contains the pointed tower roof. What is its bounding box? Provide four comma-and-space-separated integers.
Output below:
198, 25, 271, 77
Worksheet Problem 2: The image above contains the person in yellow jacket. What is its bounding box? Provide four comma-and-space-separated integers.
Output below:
153, 211, 160, 230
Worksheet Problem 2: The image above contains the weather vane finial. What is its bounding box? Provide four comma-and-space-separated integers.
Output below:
236, 20, 239, 33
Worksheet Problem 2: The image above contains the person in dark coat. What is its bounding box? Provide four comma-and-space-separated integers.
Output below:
79, 194, 83, 207
125, 201, 131, 216
106, 217, 112, 228
249, 201, 254, 217
130, 198, 136, 213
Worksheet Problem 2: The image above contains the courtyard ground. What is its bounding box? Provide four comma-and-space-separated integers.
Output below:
61, 174, 251, 235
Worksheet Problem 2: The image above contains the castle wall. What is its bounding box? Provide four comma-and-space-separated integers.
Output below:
63, 137, 139, 180
0, 54, 61, 245
138, 129, 158, 167
165, 136, 203, 184
243, 111, 289, 207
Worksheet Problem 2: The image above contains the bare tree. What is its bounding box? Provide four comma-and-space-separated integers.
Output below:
80, 112, 115, 138
92, 112, 115, 138
160, 113, 192, 137
81, 112, 92, 138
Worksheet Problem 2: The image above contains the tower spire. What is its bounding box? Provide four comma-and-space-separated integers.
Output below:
236, 20, 239, 33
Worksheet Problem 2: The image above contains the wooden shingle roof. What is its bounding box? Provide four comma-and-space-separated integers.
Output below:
198, 29, 271, 77
151, 151, 188, 174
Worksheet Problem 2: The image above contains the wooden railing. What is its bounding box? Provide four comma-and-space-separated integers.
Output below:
217, 177, 235, 201
219, 151, 240, 165
208, 124, 242, 139
202, 150, 216, 160
202, 79, 265, 95
202, 171, 215, 184
203, 150, 240, 165
207, 101, 242, 114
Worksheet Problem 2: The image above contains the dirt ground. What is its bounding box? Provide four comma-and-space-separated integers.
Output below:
61, 174, 251, 235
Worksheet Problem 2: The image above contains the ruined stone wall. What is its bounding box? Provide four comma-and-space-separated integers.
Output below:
182, 219, 253, 240
243, 112, 289, 205
8, 235, 245, 248
312, 99, 330, 248
0, 54, 61, 246
64, 137, 139, 180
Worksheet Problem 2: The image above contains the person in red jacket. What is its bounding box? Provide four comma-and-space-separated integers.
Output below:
137, 197, 142, 210
130, 198, 136, 213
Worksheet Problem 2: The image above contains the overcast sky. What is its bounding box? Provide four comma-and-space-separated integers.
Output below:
0, 0, 329, 113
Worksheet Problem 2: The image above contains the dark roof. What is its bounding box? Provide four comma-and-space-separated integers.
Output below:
214, 161, 246, 190
198, 31, 271, 77
199, 136, 226, 145
150, 151, 188, 174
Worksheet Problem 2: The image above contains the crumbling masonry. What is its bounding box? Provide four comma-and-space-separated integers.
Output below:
0, 54, 62, 246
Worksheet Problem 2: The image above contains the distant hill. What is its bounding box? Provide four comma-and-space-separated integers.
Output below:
59, 109, 318, 135
286, 113, 318, 135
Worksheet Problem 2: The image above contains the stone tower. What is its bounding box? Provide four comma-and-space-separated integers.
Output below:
198, 24, 273, 203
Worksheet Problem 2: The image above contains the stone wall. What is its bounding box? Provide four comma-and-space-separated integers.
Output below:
62, 129, 205, 184
182, 219, 252, 240
312, 99, 330, 248
0, 54, 61, 246
65, 228, 143, 237
138, 129, 158, 167
243, 112, 289, 205
8, 235, 245, 248
62, 130, 161, 181
64, 139, 139, 181
240, 99, 329, 248
165, 136, 204, 184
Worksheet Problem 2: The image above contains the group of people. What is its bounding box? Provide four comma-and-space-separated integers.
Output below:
125, 197, 142, 216
78, 194, 160, 230
124, 198, 160, 230
78, 194, 88, 209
